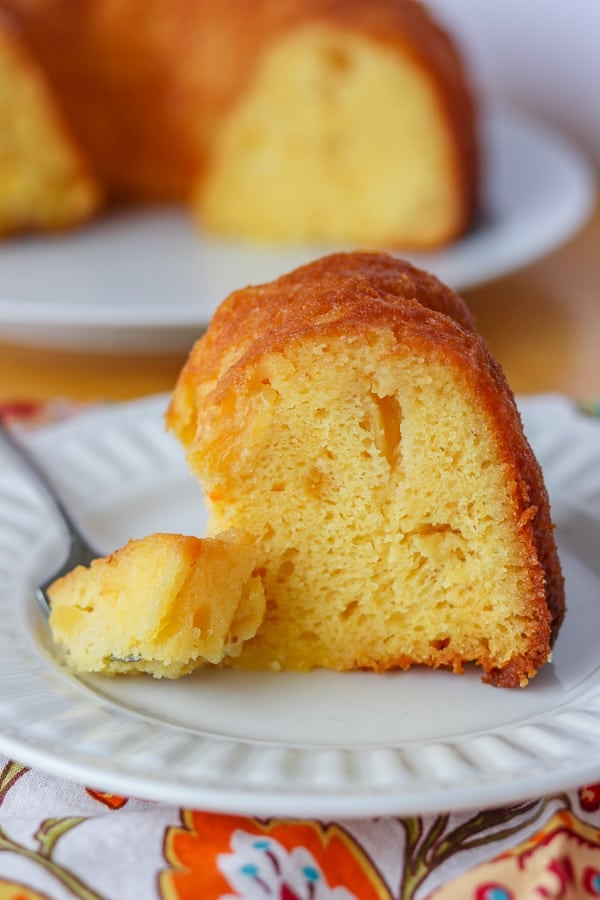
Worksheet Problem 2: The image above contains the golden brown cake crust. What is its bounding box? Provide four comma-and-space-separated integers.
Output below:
2, 0, 478, 234
168, 252, 565, 688
168, 252, 477, 433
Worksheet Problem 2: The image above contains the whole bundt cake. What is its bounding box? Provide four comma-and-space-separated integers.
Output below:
168, 251, 565, 687
0, 0, 478, 247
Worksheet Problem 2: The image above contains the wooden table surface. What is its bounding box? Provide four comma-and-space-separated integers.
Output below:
0, 203, 599, 405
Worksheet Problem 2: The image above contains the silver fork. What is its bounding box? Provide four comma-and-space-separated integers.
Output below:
0, 418, 100, 614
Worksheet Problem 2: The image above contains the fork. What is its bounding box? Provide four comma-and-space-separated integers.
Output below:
0, 418, 100, 614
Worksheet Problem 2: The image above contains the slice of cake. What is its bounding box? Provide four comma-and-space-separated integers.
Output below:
167, 251, 565, 687
48, 531, 265, 678
0, 12, 101, 236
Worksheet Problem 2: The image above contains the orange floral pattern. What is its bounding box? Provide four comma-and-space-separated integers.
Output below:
429, 810, 600, 899
85, 789, 128, 810
160, 811, 391, 899
0, 882, 50, 900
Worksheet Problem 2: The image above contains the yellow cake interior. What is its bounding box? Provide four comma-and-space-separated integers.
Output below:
187, 330, 547, 680
48, 531, 265, 678
198, 24, 461, 247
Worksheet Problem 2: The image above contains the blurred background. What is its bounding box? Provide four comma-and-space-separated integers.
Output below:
428, 0, 600, 164
0, 0, 598, 403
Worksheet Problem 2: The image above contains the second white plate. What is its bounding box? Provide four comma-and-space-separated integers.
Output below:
1, 394, 600, 817
0, 107, 595, 351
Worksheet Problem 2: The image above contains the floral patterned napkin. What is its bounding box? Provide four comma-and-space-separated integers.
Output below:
2, 399, 600, 900
2, 757, 600, 899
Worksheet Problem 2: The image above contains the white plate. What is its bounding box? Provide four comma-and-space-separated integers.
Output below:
1, 395, 600, 818
0, 108, 595, 352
